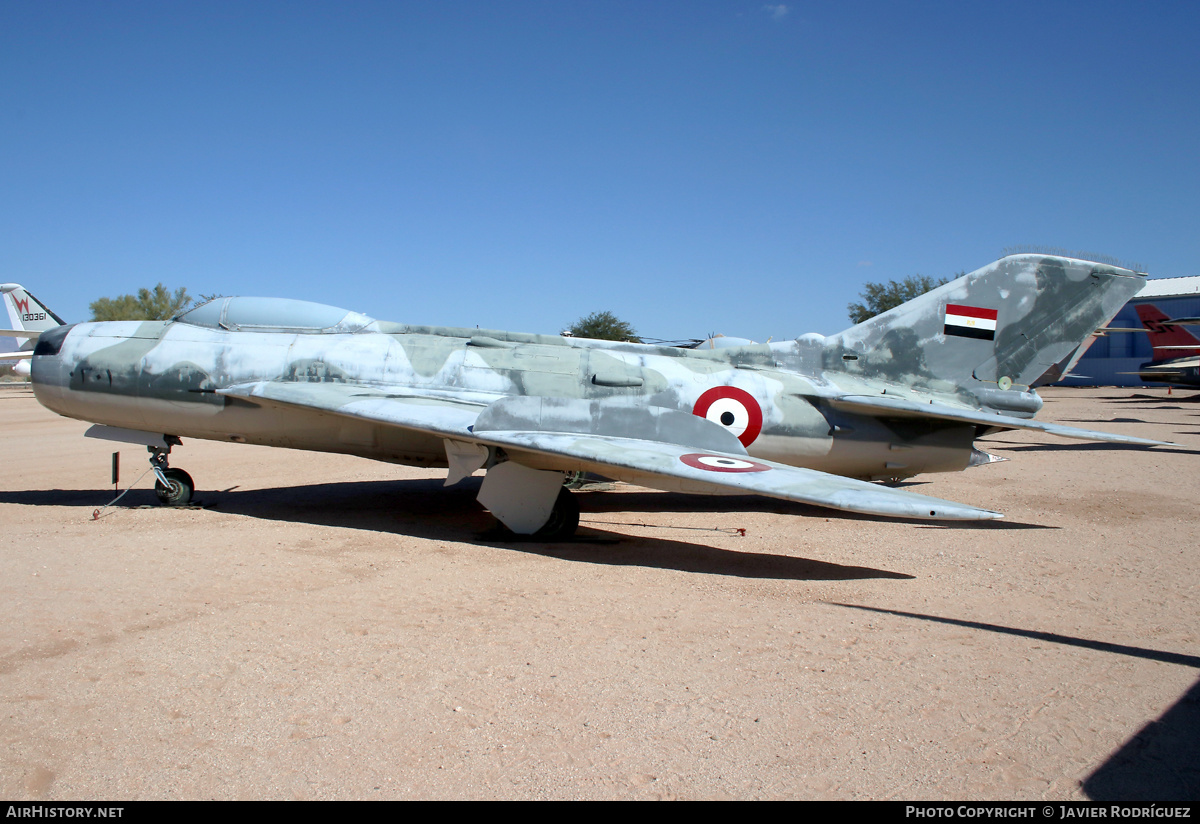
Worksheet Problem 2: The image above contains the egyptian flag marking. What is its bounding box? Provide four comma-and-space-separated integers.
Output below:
944, 304, 998, 340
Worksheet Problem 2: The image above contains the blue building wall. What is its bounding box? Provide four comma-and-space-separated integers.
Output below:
1058, 294, 1200, 387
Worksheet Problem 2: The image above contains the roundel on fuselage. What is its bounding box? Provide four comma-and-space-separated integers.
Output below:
692, 386, 763, 447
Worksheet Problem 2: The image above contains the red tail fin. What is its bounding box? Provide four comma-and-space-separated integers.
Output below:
1135, 304, 1200, 361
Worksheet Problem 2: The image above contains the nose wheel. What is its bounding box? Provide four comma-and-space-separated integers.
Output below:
154, 468, 195, 506
149, 446, 195, 506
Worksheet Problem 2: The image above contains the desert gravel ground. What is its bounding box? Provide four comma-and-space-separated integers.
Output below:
0, 386, 1197, 800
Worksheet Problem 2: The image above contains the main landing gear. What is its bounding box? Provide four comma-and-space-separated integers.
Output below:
536, 487, 580, 540
149, 444, 194, 506
476, 461, 582, 540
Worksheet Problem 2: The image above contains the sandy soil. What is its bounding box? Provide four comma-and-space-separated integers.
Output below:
0, 386, 1196, 800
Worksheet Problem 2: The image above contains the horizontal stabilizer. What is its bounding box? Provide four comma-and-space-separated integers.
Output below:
829, 395, 1175, 447
1146, 358, 1200, 368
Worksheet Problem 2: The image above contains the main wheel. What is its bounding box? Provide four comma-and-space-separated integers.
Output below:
535, 488, 580, 540
155, 468, 195, 506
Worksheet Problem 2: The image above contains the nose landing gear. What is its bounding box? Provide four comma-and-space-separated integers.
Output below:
149, 445, 194, 506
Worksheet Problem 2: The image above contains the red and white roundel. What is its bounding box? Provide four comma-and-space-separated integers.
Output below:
692, 386, 763, 447
679, 453, 771, 473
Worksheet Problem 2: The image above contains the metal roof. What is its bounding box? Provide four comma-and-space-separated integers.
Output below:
1136, 276, 1200, 298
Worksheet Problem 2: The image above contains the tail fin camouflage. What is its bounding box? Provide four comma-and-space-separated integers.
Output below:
822, 255, 1145, 406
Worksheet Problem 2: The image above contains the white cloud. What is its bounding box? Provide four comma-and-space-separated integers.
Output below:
763, 4, 789, 20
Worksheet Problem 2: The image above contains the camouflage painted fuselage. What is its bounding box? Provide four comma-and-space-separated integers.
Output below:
31, 255, 1146, 485
32, 318, 959, 481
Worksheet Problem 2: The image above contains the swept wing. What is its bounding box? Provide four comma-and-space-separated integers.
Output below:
219, 382, 1001, 521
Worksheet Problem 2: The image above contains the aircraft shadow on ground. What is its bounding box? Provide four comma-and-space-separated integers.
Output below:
1054, 416, 1192, 428
1082, 676, 1200, 802
1102, 393, 1200, 404
577, 485, 1052, 530
831, 603, 1200, 801
0, 480, 948, 582
983, 439, 1197, 456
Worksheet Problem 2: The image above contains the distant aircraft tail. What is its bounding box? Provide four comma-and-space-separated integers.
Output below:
1, 284, 65, 334
1134, 303, 1200, 361
0, 284, 66, 377
822, 255, 1145, 410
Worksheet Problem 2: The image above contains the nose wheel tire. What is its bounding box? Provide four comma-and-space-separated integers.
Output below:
155, 468, 195, 506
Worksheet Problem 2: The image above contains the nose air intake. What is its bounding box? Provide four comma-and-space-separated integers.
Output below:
33, 323, 73, 357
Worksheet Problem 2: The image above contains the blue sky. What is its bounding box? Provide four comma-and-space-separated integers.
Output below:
3, 1, 1197, 342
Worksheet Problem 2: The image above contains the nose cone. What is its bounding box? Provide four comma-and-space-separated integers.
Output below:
30, 323, 75, 412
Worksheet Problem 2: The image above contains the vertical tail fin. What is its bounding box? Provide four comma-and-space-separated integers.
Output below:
1134, 303, 1200, 361
1, 284, 65, 335
0, 285, 65, 377
824, 255, 1146, 399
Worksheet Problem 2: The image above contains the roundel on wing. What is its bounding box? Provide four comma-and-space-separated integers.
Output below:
679, 453, 770, 473
692, 386, 763, 447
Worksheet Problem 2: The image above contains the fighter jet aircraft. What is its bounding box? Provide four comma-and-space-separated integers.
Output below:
29, 254, 1168, 538
0, 284, 65, 378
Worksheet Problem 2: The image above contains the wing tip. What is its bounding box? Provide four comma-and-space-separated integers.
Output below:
931, 508, 1004, 521
911, 499, 1004, 521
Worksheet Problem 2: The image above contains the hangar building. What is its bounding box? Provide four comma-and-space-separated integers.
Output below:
1059, 275, 1200, 387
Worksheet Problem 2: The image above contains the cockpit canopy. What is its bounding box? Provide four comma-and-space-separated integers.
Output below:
175, 297, 377, 334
